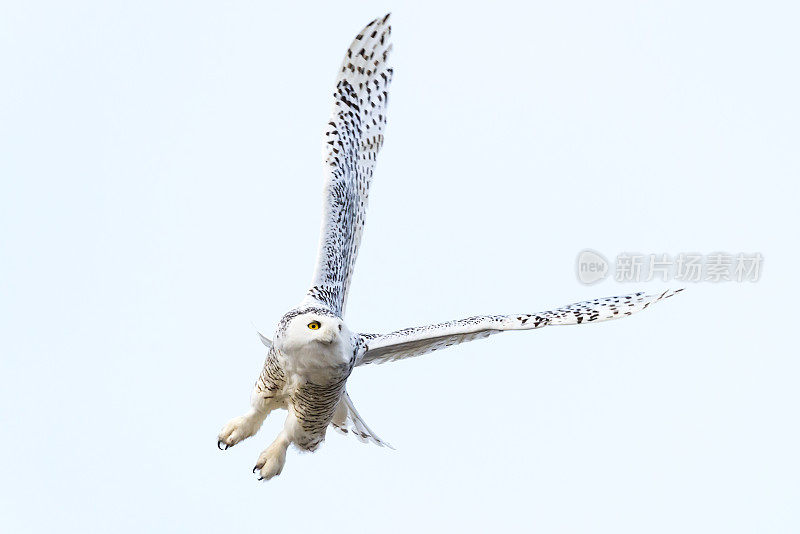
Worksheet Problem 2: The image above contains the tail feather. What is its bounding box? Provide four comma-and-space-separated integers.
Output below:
331, 392, 392, 449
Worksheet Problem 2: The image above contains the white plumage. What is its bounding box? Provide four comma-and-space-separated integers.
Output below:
217, 14, 682, 481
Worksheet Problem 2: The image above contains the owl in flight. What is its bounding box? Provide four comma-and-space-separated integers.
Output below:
217, 13, 682, 481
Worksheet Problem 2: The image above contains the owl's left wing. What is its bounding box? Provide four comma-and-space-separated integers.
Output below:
357, 289, 683, 366
305, 14, 393, 317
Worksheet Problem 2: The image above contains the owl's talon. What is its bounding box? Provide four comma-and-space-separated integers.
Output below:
218, 412, 266, 450
253, 436, 289, 481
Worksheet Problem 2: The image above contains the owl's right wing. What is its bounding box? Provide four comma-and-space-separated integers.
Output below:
304, 14, 393, 317
356, 289, 683, 366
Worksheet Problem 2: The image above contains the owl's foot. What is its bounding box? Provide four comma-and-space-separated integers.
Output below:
217, 410, 266, 450
253, 433, 290, 481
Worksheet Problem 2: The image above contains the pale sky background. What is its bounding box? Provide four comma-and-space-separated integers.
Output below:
1, 1, 799, 532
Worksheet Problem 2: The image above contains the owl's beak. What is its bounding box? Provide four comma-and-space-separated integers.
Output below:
317, 327, 338, 344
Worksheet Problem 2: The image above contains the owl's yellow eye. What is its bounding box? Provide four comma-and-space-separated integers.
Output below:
307, 321, 321, 330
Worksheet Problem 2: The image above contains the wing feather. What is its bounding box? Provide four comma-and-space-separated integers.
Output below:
357, 289, 684, 365
305, 14, 393, 316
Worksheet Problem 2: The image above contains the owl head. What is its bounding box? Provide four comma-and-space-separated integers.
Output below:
275, 308, 347, 354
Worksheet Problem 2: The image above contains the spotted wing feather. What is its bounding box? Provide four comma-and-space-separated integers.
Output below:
305, 14, 393, 316
357, 289, 684, 365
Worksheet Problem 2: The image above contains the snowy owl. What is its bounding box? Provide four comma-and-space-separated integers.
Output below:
217, 13, 682, 481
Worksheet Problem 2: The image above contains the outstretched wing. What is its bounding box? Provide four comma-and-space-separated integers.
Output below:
357, 289, 683, 365
305, 14, 393, 317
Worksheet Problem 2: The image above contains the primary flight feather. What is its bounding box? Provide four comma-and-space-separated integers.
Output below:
217, 13, 682, 481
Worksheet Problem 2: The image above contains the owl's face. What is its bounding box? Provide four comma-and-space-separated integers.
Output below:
276, 311, 347, 355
